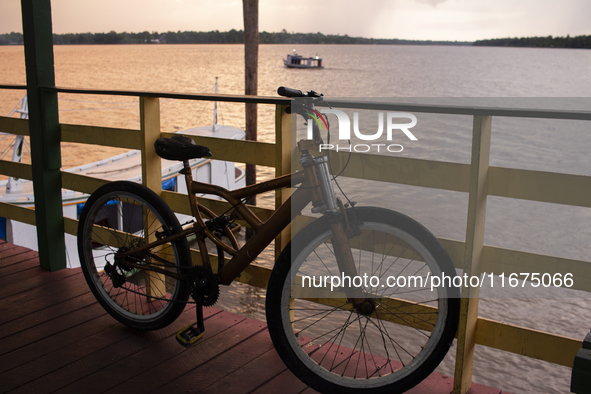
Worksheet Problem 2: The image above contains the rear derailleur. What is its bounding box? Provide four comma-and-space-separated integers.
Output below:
104, 261, 126, 288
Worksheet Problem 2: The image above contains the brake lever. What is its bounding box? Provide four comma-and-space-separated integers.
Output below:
306, 90, 323, 98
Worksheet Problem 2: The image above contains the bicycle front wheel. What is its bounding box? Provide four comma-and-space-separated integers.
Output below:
266, 207, 459, 393
78, 181, 191, 331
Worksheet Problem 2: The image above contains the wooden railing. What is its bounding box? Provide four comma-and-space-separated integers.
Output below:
1, 84, 590, 393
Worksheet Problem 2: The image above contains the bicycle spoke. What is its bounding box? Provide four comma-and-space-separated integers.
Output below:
376, 303, 435, 334
295, 300, 351, 338
311, 242, 337, 278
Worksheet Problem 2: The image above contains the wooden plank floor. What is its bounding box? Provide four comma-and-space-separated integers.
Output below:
0, 241, 509, 394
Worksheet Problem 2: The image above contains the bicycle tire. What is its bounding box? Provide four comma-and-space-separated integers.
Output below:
266, 207, 460, 393
78, 181, 191, 330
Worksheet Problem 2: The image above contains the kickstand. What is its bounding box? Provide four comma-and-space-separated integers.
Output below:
176, 293, 205, 347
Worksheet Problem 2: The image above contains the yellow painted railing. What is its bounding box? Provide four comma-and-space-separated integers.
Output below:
1, 85, 590, 393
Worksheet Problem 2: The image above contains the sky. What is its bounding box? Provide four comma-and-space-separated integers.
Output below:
1, 0, 590, 42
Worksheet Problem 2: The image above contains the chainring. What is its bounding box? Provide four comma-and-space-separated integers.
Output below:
190, 266, 220, 307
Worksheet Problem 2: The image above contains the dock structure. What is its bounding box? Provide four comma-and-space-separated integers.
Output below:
0, 241, 509, 394
1, 1, 591, 392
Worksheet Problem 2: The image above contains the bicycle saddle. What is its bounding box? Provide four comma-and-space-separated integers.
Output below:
154, 135, 212, 161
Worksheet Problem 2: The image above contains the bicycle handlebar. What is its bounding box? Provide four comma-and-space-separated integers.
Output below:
277, 86, 323, 98
277, 86, 305, 98
278, 86, 325, 147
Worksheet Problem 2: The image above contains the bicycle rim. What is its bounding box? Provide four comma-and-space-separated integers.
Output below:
79, 186, 187, 328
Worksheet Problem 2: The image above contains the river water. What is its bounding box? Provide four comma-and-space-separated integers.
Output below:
1, 43, 591, 393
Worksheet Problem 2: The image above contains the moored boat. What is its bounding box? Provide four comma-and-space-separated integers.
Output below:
283, 50, 323, 69
0, 84, 245, 268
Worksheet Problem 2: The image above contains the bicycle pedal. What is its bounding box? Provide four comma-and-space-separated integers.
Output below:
176, 324, 205, 347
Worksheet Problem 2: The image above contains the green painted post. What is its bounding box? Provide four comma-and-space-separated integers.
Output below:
20, 0, 66, 271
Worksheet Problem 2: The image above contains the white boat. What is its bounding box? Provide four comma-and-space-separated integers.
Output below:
0, 83, 245, 268
284, 50, 323, 69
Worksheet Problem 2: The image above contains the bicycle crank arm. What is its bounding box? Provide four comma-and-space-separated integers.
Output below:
176, 293, 205, 347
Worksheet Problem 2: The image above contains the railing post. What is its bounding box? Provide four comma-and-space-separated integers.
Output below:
274, 104, 295, 258
140, 96, 164, 297
140, 97, 162, 194
21, 0, 66, 271
453, 115, 492, 393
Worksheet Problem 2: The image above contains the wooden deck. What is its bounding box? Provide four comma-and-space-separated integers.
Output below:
0, 241, 509, 394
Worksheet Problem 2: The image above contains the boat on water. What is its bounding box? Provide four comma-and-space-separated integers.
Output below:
0, 83, 245, 268
283, 50, 323, 69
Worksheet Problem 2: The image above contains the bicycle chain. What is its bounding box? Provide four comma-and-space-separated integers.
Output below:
105, 259, 219, 306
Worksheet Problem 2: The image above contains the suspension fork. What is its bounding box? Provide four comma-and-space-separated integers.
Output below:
299, 147, 374, 314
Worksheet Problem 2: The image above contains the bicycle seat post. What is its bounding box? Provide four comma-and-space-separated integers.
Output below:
180, 159, 191, 174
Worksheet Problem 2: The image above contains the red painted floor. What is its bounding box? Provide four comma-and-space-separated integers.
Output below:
0, 241, 509, 393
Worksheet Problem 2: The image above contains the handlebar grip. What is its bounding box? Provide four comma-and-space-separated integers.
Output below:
277, 86, 305, 98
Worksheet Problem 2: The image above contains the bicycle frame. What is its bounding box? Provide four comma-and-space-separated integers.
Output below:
186, 150, 366, 311
187, 169, 310, 286
119, 147, 363, 301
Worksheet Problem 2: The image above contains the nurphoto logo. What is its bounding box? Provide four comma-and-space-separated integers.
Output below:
304, 107, 418, 153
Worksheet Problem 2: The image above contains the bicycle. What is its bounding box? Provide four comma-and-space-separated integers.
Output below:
77, 87, 460, 394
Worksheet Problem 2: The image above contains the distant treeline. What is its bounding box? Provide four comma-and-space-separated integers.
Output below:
2, 30, 591, 48
474, 35, 591, 49
0, 32, 24, 45
0, 30, 469, 46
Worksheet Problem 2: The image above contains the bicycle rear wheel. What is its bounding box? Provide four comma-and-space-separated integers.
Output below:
266, 207, 459, 393
78, 181, 191, 330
